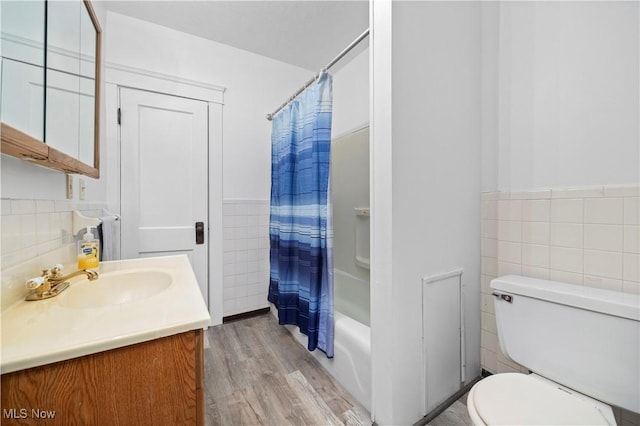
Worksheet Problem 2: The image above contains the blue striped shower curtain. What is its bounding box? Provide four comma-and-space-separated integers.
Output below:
268, 72, 334, 357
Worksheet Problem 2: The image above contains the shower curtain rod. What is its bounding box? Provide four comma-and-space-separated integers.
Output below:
266, 28, 370, 121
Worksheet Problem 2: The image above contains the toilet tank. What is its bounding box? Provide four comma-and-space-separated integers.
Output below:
491, 275, 640, 413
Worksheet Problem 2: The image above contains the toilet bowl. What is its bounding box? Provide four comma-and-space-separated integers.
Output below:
468, 275, 640, 425
467, 373, 616, 425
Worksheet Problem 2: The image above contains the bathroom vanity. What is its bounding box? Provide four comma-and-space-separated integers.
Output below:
0, 255, 211, 425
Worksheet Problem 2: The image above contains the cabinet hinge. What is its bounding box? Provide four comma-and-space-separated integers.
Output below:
117, 108, 121, 125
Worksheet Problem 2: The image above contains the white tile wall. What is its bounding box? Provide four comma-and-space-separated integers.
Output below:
480, 184, 640, 376
1, 198, 106, 310
222, 200, 270, 317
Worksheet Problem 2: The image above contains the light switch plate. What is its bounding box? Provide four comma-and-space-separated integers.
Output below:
66, 174, 73, 199
79, 179, 86, 200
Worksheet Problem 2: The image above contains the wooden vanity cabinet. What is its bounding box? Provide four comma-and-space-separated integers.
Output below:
1, 329, 204, 425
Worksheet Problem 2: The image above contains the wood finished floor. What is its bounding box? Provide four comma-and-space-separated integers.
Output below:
427, 393, 472, 426
203, 313, 475, 426
203, 314, 371, 426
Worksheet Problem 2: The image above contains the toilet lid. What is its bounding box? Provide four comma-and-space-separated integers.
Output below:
472, 373, 611, 425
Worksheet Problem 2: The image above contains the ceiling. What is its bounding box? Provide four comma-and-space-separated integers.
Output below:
98, 1, 369, 72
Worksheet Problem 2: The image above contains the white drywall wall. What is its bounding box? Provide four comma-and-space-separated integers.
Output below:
332, 48, 369, 139
371, 2, 482, 424
105, 12, 313, 202
487, 2, 640, 192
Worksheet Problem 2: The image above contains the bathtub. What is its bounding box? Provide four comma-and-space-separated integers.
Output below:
273, 269, 371, 412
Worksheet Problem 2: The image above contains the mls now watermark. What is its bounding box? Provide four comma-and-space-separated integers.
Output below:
3, 408, 57, 419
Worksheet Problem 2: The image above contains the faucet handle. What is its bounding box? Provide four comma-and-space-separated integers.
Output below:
26, 277, 45, 289
50, 264, 64, 277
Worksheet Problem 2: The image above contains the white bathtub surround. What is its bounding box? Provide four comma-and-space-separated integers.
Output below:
480, 183, 640, 375
331, 126, 370, 285
222, 200, 270, 316
1, 198, 108, 311
334, 269, 370, 327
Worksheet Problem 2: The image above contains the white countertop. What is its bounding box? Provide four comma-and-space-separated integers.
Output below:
1, 255, 211, 374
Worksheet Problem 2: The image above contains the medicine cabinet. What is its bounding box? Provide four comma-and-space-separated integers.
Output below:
0, 0, 101, 178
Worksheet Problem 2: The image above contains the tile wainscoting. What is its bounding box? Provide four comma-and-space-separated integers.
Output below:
1, 198, 271, 316
480, 184, 640, 426
222, 200, 270, 317
1, 198, 107, 310
480, 184, 639, 374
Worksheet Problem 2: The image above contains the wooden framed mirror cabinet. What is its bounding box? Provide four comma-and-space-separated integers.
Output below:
0, 0, 101, 178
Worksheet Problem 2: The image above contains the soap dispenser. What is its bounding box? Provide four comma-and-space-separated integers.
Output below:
77, 226, 99, 269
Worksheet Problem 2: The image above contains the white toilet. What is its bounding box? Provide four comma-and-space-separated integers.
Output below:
467, 275, 640, 425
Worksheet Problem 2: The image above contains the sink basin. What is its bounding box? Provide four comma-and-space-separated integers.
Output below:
60, 270, 173, 309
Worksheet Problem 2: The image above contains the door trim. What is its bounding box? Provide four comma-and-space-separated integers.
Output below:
207, 101, 224, 326
105, 62, 225, 105
107, 79, 223, 327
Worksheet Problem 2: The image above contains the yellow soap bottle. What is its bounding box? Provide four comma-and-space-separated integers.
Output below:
77, 226, 99, 269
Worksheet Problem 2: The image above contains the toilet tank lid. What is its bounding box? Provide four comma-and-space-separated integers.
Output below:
491, 275, 640, 321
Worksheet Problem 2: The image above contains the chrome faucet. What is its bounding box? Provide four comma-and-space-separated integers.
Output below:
25, 264, 99, 301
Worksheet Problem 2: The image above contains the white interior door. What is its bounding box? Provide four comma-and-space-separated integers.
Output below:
120, 87, 209, 305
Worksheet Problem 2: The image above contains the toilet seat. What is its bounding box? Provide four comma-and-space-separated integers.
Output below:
467, 373, 615, 425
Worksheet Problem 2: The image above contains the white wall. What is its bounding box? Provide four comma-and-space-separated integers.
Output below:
480, 3, 499, 193
2, 9, 368, 225
484, 1, 640, 192
2, 157, 70, 200
332, 48, 369, 139
104, 12, 312, 202
371, 1, 482, 424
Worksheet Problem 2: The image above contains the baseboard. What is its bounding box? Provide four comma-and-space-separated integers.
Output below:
222, 307, 270, 323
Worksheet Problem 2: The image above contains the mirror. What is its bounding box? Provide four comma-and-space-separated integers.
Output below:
0, 1, 45, 141
0, 0, 101, 178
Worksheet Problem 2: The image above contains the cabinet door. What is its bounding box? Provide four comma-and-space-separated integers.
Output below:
45, 0, 97, 163
0, 0, 101, 177
0, 1, 45, 140
1, 330, 203, 425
